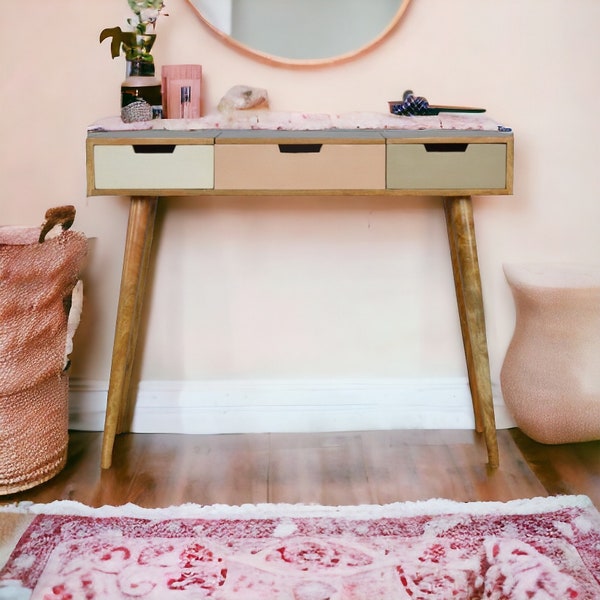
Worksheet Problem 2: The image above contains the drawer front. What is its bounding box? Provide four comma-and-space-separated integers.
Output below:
215, 143, 385, 190
93, 144, 214, 191
387, 143, 507, 191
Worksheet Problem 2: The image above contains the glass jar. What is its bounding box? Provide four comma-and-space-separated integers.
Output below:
121, 59, 163, 122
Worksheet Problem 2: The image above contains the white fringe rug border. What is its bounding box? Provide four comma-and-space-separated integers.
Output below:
1, 495, 596, 521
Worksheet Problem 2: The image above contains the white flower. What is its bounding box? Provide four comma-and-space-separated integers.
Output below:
126, 0, 166, 33
140, 8, 161, 25
128, 0, 165, 15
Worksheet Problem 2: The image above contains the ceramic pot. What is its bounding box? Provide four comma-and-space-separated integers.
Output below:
500, 264, 600, 444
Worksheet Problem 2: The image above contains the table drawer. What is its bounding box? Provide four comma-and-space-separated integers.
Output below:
215, 142, 385, 190
387, 142, 507, 191
92, 144, 214, 192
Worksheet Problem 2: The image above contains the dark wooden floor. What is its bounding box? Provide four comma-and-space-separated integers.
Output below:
2, 429, 599, 509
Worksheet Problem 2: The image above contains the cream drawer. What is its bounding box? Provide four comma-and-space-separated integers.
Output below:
92, 144, 214, 192
387, 142, 508, 192
215, 142, 385, 190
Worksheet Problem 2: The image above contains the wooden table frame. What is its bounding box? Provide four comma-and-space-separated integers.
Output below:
87, 128, 514, 469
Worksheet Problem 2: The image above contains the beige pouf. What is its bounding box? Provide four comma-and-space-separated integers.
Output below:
500, 264, 600, 444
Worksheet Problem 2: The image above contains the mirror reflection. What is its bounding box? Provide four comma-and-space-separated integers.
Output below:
187, 0, 410, 65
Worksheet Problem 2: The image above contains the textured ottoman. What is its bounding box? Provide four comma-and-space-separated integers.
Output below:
500, 263, 600, 444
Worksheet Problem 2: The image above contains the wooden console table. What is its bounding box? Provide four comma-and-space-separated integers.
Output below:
86, 127, 514, 469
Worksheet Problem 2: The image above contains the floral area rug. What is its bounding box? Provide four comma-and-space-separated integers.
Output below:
0, 496, 599, 599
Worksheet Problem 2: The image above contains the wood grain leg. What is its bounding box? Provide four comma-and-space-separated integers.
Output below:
444, 196, 499, 468
444, 201, 483, 433
101, 196, 158, 469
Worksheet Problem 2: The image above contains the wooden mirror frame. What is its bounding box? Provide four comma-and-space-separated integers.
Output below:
184, 0, 413, 68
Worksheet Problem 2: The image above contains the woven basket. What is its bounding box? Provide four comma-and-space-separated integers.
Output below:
0, 373, 69, 494
0, 206, 87, 494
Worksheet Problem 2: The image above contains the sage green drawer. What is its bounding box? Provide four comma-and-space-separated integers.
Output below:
387, 142, 507, 191
92, 144, 214, 192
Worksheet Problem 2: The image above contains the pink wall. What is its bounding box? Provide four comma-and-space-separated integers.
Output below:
1, 1, 599, 410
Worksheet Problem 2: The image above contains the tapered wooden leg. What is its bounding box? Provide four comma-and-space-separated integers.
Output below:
444, 201, 483, 433
101, 196, 158, 469
444, 196, 499, 468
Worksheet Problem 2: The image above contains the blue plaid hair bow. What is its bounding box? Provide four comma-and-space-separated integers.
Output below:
390, 91, 431, 116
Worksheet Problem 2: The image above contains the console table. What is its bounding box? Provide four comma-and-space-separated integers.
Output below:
86, 127, 514, 469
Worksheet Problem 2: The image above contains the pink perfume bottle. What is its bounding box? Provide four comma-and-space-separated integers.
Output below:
180, 86, 192, 118
161, 64, 202, 119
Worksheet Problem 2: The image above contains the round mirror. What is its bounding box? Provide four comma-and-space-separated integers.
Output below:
185, 0, 412, 67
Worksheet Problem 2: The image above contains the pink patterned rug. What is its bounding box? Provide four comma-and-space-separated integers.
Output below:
0, 496, 599, 599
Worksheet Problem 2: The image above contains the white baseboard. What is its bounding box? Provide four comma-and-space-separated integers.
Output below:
68, 378, 516, 433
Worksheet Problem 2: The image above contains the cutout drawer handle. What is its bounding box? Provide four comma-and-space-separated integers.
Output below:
424, 143, 468, 153
133, 144, 177, 154
278, 144, 323, 153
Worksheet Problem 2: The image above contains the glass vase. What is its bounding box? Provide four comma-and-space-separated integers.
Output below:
119, 34, 162, 122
